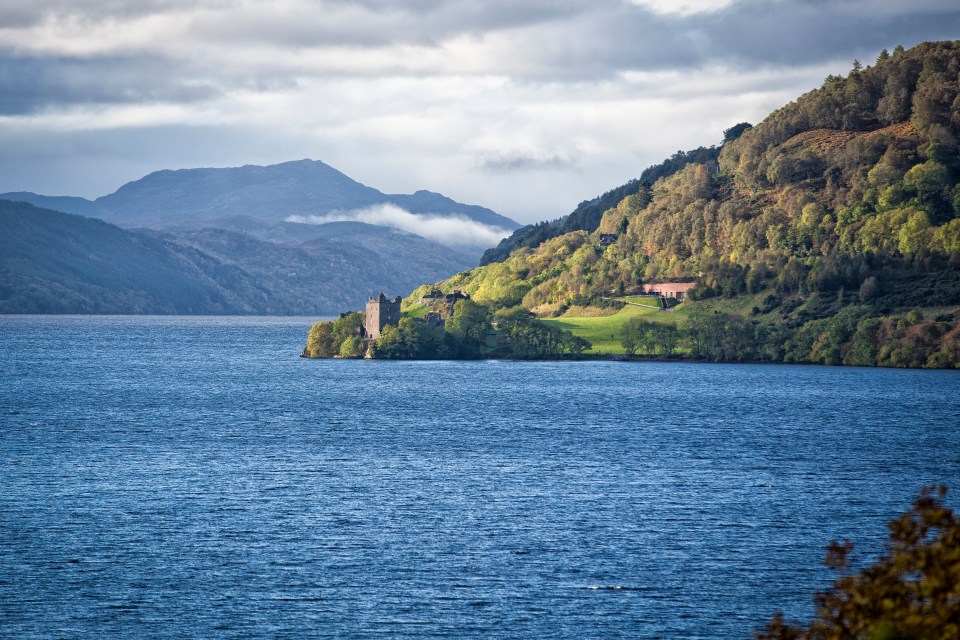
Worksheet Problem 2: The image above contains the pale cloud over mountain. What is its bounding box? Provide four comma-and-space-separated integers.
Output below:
287, 205, 511, 248
2, 0, 959, 221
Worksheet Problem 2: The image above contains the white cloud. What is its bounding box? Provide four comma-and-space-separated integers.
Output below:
626, 0, 736, 17
286, 204, 511, 247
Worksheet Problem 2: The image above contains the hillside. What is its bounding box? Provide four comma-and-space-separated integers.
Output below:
152, 222, 476, 314
406, 41, 960, 368
479, 145, 722, 265
0, 201, 274, 314
0, 201, 475, 314
0, 158, 508, 314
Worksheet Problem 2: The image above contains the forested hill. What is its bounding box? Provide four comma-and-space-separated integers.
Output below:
479, 145, 723, 265
0, 201, 475, 314
0, 201, 275, 314
604, 40, 960, 286
413, 40, 960, 368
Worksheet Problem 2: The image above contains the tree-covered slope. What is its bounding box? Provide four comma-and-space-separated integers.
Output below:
604, 41, 960, 288
157, 222, 476, 314
0, 201, 276, 314
0, 202, 476, 314
479, 145, 721, 265
0, 192, 105, 217
416, 41, 960, 367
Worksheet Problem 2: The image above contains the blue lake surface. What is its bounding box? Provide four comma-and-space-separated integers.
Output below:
2, 315, 959, 639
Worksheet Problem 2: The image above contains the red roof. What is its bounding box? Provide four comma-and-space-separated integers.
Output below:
642, 282, 697, 295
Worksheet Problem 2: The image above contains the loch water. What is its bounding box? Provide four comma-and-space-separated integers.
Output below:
2, 315, 959, 639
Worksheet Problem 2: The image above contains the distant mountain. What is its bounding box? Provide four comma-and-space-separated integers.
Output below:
0, 159, 513, 313
0, 201, 476, 314
146, 222, 477, 314
0, 159, 518, 233
0, 192, 104, 218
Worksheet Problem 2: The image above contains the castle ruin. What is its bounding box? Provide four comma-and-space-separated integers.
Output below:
365, 292, 402, 340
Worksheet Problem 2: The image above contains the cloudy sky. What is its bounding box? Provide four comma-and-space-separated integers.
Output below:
1, 0, 959, 223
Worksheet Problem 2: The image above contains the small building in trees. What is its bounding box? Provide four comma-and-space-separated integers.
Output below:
444, 290, 470, 303
599, 234, 619, 247
418, 289, 470, 305
418, 289, 444, 303
642, 281, 698, 302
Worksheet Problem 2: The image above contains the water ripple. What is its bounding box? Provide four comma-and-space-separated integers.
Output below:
1, 316, 959, 639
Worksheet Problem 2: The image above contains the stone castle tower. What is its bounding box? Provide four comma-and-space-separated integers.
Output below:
365, 292, 402, 340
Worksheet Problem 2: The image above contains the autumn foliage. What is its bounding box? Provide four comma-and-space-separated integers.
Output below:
757, 485, 960, 640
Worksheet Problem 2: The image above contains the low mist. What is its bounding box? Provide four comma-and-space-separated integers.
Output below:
287, 203, 511, 247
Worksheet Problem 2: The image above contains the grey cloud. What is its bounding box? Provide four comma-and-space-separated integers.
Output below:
6, 0, 960, 65
693, 0, 960, 67
480, 152, 578, 174
4, 0, 960, 90
3, 0, 960, 222
0, 0, 213, 26
0, 54, 222, 115
192, 0, 589, 49
488, 0, 960, 80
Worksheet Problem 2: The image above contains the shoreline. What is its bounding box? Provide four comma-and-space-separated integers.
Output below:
299, 352, 960, 370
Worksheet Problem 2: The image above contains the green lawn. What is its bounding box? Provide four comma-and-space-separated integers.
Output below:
543, 304, 681, 354
620, 295, 662, 309
402, 304, 430, 319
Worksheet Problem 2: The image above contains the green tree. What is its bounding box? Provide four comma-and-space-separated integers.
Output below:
332, 312, 365, 345
844, 316, 881, 366
372, 317, 446, 359
650, 323, 680, 356
369, 324, 405, 359
723, 122, 753, 142
621, 317, 652, 355
903, 161, 952, 222
339, 335, 365, 358
445, 299, 491, 358
859, 276, 880, 303
497, 309, 589, 359
304, 321, 337, 358
303, 312, 367, 358
686, 311, 756, 361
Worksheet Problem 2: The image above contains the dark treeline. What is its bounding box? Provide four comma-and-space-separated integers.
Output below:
622, 306, 960, 368
303, 299, 588, 360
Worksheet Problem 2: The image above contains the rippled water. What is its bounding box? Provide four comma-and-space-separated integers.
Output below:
2, 315, 959, 639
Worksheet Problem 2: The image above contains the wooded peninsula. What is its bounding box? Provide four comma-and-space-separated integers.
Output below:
305, 41, 960, 367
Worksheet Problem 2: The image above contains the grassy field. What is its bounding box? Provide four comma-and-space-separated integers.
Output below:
402, 294, 695, 355
620, 295, 663, 309
402, 303, 430, 319
543, 303, 684, 354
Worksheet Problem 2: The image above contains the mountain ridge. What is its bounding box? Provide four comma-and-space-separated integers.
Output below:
1, 158, 518, 234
